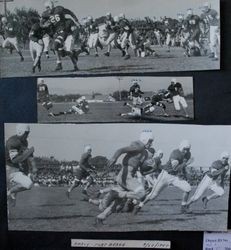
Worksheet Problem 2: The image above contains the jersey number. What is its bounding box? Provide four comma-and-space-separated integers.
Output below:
50, 15, 61, 23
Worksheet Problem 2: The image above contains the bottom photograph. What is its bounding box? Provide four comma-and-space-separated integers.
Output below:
5, 123, 230, 232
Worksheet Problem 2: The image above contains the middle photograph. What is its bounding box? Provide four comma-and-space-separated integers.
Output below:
37, 76, 194, 123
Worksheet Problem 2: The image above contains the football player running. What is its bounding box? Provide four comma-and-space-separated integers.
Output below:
41, 0, 81, 71
66, 145, 95, 198
1, 17, 24, 61
186, 151, 230, 210
29, 18, 45, 73
6, 124, 37, 207
134, 140, 194, 214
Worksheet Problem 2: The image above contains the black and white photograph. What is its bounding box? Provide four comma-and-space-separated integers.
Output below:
0, 0, 220, 78
37, 76, 194, 123
5, 123, 230, 232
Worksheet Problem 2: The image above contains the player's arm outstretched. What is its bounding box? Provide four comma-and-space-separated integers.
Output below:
9, 147, 34, 165
64, 8, 81, 26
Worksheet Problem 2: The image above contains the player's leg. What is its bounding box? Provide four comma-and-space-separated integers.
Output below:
66, 168, 83, 197
171, 177, 191, 212
43, 35, 50, 59
186, 175, 212, 207
203, 182, 225, 208
10, 37, 24, 61
179, 97, 189, 118
135, 170, 168, 213
32, 41, 44, 73
53, 34, 65, 71
172, 95, 181, 115
156, 102, 169, 116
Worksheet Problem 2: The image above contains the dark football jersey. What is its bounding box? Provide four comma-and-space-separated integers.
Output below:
29, 23, 44, 42
151, 94, 163, 104
79, 152, 92, 170
168, 82, 183, 96
162, 149, 191, 175
186, 15, 201, 30
5, 135, 28, 168
206, 160, 229, 180
3, 22, 17, 38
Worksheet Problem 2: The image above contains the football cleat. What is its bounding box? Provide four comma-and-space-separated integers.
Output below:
124, 54, 131, 60
104, 52, 110, 57
55, 63, 63, 71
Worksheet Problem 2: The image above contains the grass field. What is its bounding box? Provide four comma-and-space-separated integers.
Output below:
38, 99, 194, 123
0, 46, 219, 78
8, 185, 229, 232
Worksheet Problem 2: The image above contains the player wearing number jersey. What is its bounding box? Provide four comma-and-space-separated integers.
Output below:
37, 78, 53, 111
41, 0, 80, 71
186, 152, 230, 210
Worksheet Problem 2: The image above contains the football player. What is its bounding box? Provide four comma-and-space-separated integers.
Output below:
186, 152, 230, 209
185, 9, 206, 55
41, 0, 81, 71
29, 18, 45, 73
49, 96, 89, 117
143, 92, 169, 117
200, 2, 220, 61
1, 17, 24, 61
134, 140, 193, 214
6, 124, 37, 207
120, 102, 142, 118
37, 78, 53, 111
66, 145, 95, 198
167, 78, 189, 118
94, 130, 154, 224
129, 79, 144, 106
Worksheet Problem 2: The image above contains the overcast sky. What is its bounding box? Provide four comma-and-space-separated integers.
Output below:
1, 0, 220, 20
40, 77, 193, 95
5, 123, 231, 168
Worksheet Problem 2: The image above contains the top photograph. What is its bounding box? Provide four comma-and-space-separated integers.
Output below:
0, 0, 220, 78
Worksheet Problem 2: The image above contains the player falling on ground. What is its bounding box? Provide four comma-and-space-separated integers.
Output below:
5, 124, 37, 207
66, 145, 96, 198
143, 92, 169, 117
186, 151, 230, 210
1, 17, 24, 61
41, 0, 81, 71
94, 130, 154, 223
167, 78, 189, 118
37, 78, 53, 112
49, 96, 89, 117
200, 2, 220, 61
120, 102, 143, 118
134, 140, 194, 214
29, 18, 45, 73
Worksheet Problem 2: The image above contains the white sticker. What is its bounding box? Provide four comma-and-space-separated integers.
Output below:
71, 239, 171, 249
203, 232, 231, 250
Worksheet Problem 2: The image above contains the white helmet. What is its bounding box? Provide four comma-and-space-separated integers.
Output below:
171, 78, 177, 83
119, 13, 125, 19
156, 150, 163, 158
187, 8, 193, 16
106, 12, 111, 17
1, 17, 7, 24
220, 151, 230, 160
38, 78, 44, 84
202, 2, 210, 11
44, 0, 54, 10
16, 124, 30, 137
114, 16, 119, 22
81, 96, 86, 100
87, 16, 93, 21
179, 140, 191, 151
84, 145, 92, 153
139, 130, 154, 145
